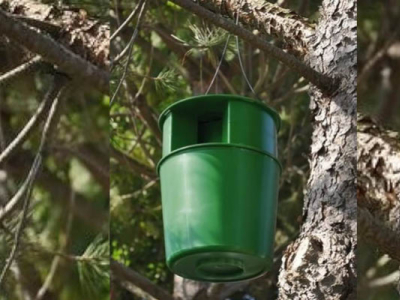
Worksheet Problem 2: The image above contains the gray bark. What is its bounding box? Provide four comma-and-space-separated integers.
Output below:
357, 116, 400, 293
196, 0, 315, 55
278, 1, 357, 299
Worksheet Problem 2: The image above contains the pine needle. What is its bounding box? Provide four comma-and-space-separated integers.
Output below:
154, 69, 179, 92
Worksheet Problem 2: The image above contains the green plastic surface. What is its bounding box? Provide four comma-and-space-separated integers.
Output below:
158, 95, 280, 282
159, 94, 280, 158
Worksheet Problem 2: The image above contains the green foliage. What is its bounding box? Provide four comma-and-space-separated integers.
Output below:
0, 0, 109, 299
188, 24, 229, 49
154, 69, 180, 92
77, 235, 110, 298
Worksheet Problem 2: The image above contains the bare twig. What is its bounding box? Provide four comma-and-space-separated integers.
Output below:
0, 56, 49, 86
5, 155, 107, 232
129, 92, 161, 145
110, 0, 145, 41
110, 0, 148, 106
0, 75, 68, 286
368, 270, 400, 288
0, 77, 68, 221
0, 154, 41, 286
0, 76, 64, 166
119, 178, 158, 200
358, 23, 400, 87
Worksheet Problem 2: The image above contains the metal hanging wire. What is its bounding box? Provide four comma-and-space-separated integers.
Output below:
204, 2, 260, 99
235, 9, 259, 99
205, 35, 231, 95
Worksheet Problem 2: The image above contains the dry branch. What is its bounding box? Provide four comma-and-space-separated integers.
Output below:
0, 0, 109, 67
0, 74, 68, 285
0, 76, 67, 221
0, 74, 64, 166
0, 8, 109, 94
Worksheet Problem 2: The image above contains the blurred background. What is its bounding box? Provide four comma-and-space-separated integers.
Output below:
358, 0, 400, 131
0, 0, 109, 299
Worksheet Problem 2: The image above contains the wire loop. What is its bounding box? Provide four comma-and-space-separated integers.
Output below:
204, 3, 260, 99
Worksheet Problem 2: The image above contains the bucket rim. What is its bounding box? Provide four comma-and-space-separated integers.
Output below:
158, 94, 281, 131
156, 142, 282, 175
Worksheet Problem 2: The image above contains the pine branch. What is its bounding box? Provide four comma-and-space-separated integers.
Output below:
167, 0, 338, 93
196, 0, 314, 55
1, 0, 110, 68
110, 0, 145, 41
0, 9, 109, 94
111, 260, 176, 300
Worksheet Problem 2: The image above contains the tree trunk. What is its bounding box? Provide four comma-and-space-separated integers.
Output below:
278, 1, 357, 299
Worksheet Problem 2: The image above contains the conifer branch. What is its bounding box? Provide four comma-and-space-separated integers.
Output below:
167, 0, 338, 93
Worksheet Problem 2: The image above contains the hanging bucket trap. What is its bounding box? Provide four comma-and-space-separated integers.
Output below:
157, 94, 281, 282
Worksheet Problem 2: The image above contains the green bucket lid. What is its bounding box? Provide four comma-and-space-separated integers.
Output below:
158, 94, 281, 131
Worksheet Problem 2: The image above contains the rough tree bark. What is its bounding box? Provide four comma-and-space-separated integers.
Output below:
357, 116, 400, 292
196, 0, 315, 55
278, 1, 357, 299
170, 0, 357, 299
